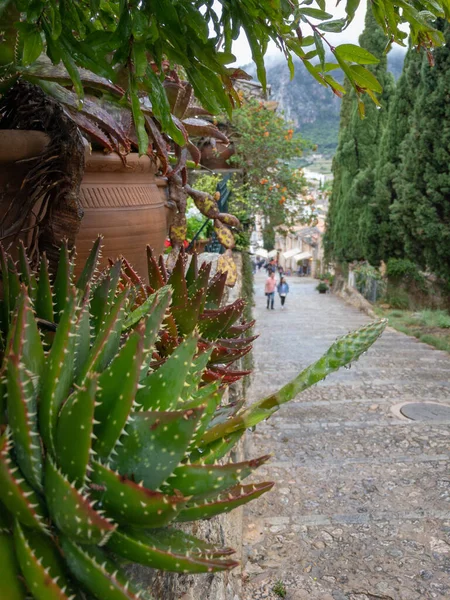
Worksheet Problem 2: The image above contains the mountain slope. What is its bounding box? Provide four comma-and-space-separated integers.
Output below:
242, 49, 405, 155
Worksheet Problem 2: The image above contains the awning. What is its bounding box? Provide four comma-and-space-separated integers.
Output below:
254, 248, 268, 258
267, 249, 278, 258
283, 247, 302, 259
293, 251, 312, 261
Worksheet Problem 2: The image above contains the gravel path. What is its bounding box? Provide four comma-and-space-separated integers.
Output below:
242, 272, 450, 600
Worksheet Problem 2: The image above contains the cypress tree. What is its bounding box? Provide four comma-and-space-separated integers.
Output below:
362, 47, 423, 265
393, 20, 450, 280
324, 4, 393, 264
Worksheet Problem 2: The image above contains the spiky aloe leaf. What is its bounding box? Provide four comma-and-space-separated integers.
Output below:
10, 286, 45, 379
138, 527, 235, 558
94, 330, 143, 459
135, 333, 199, 411
146, 246, 165, 290
18, 241, 37, 300
166, 252, 187, 308
0, 432, 48, 531
61, 538, 142, 600
171, 287, 205, 336
0, 245, 10, 335
73, 295, 91, 381
138, 286, 172, 381
209, 344, 252, 365
76, 235, 103, 291
53, 241, 74, 321
188, 431, 244, 465
90, 273, 113, 337
181, 378, 218, 409
188, 386, 224, 446
163, 455, 270, 500
198, 299, 245, 340
77, 289, 128, 382
39, 288, 77, 454
7, 255, 21, 319
185, 252, 198, 289
111, 408, 204, 490
187, 261, 211, 305
35, 254, 54, 324
217, 335, 258, 349
0, 530, 27, 600
220, 319, 255, 339
90, 461, 186, 527
6, 355, 42, 492
179, 350, 214, 403
107, 529, 239, 574
202, 320, 388, 446
55, 376, 97, 486
45, 458, 116, 545
14, 522, 79, 600
176, 481, 274, 522
122, 285, 170, 333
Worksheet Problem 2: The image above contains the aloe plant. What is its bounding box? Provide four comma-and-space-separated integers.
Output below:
0, 239, 386, 599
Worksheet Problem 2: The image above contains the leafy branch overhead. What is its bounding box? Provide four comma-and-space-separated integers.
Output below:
1, 1, 449, 147
0, 238, 386, 599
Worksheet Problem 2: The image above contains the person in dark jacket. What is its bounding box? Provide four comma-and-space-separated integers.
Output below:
277, 277, 289, 309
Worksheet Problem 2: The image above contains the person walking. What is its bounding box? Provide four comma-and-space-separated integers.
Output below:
265, 272, 277, 310
277, 277, 290, 309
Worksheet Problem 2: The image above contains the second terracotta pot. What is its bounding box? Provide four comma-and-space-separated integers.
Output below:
76, 152, 171, 279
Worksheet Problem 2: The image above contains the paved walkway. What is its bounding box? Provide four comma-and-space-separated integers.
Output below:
242, 272, 450, 600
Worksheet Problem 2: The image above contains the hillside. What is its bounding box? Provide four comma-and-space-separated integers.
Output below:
242, 49, 405, 156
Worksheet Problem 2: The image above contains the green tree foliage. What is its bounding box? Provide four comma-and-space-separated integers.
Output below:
1, 0, 448, 148
363, 47, 424, 265
324, 5, 394, 263
392, 19, 450, 280
229, 100, 313, 250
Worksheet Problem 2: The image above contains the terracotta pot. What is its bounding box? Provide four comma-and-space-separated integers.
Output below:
76, 152, 170, 279
200, 142, 234, 170
0, 130, 50, 252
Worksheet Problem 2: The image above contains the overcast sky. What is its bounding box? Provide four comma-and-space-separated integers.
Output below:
229, 0, 368, 66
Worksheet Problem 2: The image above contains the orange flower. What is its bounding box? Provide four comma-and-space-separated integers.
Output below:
264, 131, 269, 137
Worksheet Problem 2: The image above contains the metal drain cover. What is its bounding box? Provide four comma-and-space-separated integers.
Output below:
400, 402, 450, 421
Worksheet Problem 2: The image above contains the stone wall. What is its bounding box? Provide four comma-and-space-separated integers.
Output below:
126, 252, 248, 600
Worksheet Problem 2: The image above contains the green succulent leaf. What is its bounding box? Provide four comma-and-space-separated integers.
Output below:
111, 407, 204, 490
61, 538, 142, 600
6, 355, 42, 492
76, 235, 103, 291
163, 455, 270, 500
90, 461, 186, 527
94, 330, 143, 459
77, 289, 129, 382
35, 253, 55, 324
39, 287, 77, 454
138, 285, 172, 381
0, 432, 48, 531
11, 286, 45, 379
176, 481, 274, 522
0, 531, 27, 600
14, 521, 78, 600
45, 457, 116, 545
188, 431, 244, 465
53, 241, 74, 322
136, 333, 199, 411
198, 299, 245, 340
55, 375, 97, 486
17, 241, 37, 300
171, 287, 205, 336
107, 529, 239, 573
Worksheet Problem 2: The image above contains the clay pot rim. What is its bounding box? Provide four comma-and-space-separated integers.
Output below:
85, 150, 162, 175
